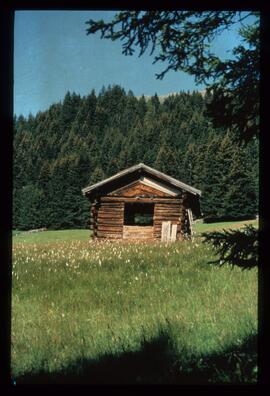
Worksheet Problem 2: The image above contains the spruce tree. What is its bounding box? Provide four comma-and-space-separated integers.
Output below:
224, 149, 257, 219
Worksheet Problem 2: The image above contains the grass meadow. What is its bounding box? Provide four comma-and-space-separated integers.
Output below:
11, 220, 258, 384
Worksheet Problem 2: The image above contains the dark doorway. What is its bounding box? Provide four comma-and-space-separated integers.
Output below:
124, 203, 154, 226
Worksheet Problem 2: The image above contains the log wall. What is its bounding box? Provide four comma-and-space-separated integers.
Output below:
153, 202, 183, 240
92, 192, 190, 240
95, 201, 124, 239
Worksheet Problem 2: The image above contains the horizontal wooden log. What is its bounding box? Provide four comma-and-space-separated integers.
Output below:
154, 205, 182, 209
154, 211, 181, 215
154, 215, 181, 218
97, 212, 123, 219
97, 226, 123, 232
99, 205, 124, 209
98, 211, 124, 216
97, 222, 122, 227
97, 233, 123, 239
99, 202, 124, 207
99, 208, 124, 212
96, 229, 123, 234
99, 203, 124, 205
154, 213, 181, 217
97, 218, 123, 225
123, 226, 153, 239
155, 204, 181, 208
154, 206, 181, 210
123, 226, 153, 231
154, 218, 180, 221
123, 231, 153, 234
101, 197, 182, 204
154, 210, 181, 213
155, 204, 182, 207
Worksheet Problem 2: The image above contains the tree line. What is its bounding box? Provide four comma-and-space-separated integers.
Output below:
13, 85, 258, 230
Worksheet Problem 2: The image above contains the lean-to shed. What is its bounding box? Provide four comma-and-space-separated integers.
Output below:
82, 163, 201, 241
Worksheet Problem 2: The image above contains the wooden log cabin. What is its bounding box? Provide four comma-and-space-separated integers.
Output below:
82, 163, 201, 241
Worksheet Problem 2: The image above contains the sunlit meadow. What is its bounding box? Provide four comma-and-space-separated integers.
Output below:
11, 222, 258, 384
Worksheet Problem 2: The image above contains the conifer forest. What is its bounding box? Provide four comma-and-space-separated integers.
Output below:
13, 86, 259, 230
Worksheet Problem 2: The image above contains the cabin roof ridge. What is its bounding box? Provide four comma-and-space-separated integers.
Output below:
82, 163, 201, 197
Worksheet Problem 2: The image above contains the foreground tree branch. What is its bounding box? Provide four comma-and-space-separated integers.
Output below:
202, 225, 258, 269
86, 11, 259, 142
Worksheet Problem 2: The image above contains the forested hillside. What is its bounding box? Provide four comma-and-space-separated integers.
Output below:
13, 85, 258, 230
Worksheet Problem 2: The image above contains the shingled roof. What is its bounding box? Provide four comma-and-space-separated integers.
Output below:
82, 163, 201, 198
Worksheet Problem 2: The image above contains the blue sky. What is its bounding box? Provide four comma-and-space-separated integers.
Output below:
14, 11, 251, 117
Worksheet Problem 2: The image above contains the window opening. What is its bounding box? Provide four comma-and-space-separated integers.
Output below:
124, 203, 154, 226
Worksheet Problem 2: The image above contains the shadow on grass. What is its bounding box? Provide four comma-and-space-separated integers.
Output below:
16, 331, 257, 385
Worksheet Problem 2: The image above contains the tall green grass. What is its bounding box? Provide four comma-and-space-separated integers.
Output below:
11, 233, 257, 383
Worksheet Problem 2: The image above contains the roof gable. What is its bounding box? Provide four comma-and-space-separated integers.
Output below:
108, 178, 178, 198
82, 163, 201, 198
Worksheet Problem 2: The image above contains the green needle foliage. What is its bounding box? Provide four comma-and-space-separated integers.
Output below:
86, 11, 259, 142
202, 225, 258, 269
13, 88, 259, 231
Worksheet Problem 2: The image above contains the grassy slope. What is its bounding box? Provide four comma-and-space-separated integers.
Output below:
11, 220, 258, 384
193, 219, 258, 233
13, 229, 91, 244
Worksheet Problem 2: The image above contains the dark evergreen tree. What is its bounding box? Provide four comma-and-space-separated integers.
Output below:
13, 85, 259, 230
224, 149, 258, 219
16, 185, 44, 230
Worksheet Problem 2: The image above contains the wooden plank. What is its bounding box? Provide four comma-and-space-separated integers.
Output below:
123, 226, 153, 233
97, 226, 123, 232
154, 203, 182, 207
154, 218, 180, 222
109, 180, 173, 198
154, 214, 181, 218
154, 209, 180, 212
171, 224, 177, 242
97, 219, 123, 225
99, 204, 124, 208
98, 210, 124, 217
99, 207, 124, 211
154, 211, 180, 215
97, 212, 123, 217
123, 225, 153, 239
154, 209, 180, 213
187, 209, 193, 236
99, 201, 124, 205
97, 223, 123, 228
154, 222, 179, 228
155, 207, 182, 210
96, 229, 123, 235
97, 233, 122, 239
98, 206, 124, 209
123, 235, 153, 239
161, 221, 171, 242
140, 176, 180, 196
154, 206, 181, 210
101, 196, 182, 204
